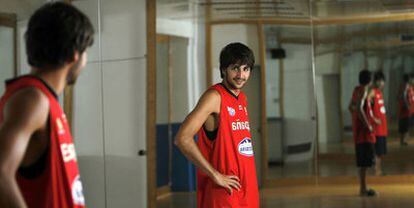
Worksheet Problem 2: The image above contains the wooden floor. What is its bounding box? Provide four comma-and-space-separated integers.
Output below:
269, 136, 414, 179
157, 184, 414, 208
157, 125, 414, 207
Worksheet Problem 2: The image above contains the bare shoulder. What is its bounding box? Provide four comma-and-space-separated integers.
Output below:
3, 87, 50, 126
200, 89, 220, 101
177, 89, 221, 134
194, 89, 221, 114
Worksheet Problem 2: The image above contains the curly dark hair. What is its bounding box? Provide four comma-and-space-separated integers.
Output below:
25, 2, 94, 69
359, 69, 372, 85
374, 70, 385, 82
219, 42, 255, 78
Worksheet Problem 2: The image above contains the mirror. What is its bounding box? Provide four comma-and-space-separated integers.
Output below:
313, 1, 414, 177
200, 0, 317, 183
264, 24, 317, 179
156, 32, 195, 198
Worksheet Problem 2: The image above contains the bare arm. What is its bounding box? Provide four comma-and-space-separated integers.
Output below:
348, 99, 356, 113
174, 90, 240, 194
358, 90, 373, 132
348, 89, 358, 113
0, 88, 49, 208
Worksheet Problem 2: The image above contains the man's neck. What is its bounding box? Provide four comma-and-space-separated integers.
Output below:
221, 81, 241, 96
30, 67, 69, 95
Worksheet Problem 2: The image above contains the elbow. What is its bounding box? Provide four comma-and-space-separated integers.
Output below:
174, 135, 192, 150
174, 137, 180, 147
0, 165, 13, 181
174, 136, 183, 148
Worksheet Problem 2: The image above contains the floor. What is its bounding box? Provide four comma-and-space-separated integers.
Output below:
268, 134, 414, 179
157, 125, 414, 207
157, 184, 414, 208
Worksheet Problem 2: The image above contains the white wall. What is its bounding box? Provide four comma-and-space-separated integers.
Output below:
265, 56, 283, 162
341, 52, 365, 128
171, 37, 189, 123
72, 0, 147, 208
17, 20, 30, 75
315, 74, 341, 144
282, 43, 315, 162
156, 41, 169, 124
156, 37, 190, 124
315, 76, 327, 143
156, 2, 202, 113
194, 16, 206, 101
0, 0, 44, 76
265, 57, 280, 118
157, 18, 192, 39
315, 53, 338, 75
314, 51, 342, 144
0, 26, 14, 95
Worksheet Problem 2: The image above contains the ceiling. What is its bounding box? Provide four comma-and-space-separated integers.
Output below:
157, 0, 414, 22
157, 0, 414, 49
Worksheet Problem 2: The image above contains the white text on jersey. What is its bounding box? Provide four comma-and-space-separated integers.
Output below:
232, 121, 250, 131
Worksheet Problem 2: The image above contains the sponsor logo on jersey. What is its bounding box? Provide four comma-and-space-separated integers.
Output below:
61, 143, 77, 163
227, 106, 236, 117
56, 118, 65, 135
238, 137, 253, 156
232, 121, 250, 131
380, 106, 386, 114
72, 175, 85, 206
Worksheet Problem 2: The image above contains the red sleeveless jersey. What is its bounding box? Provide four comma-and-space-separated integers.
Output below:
196, 83, 259, 208
351, 86, 376, 144
372, 88, 388, 137
0, 76, 85, 208
398, 85, 412, 119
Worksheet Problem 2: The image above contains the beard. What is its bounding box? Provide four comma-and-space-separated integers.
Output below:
226, 76, 246, 90
66, 58, 81, 85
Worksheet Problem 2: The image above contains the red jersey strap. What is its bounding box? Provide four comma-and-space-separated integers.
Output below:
5, 76, 58, 98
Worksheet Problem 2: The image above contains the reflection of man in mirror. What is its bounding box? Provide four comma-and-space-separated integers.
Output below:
175, 43, 259, 208
397, 74, 413, 146
372, 71, 388, 176
348, 69, 377, 197
0, 2, 94, 207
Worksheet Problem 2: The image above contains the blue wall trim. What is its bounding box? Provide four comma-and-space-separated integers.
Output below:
156, 124, 170, 187
156, 123, 196, 192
